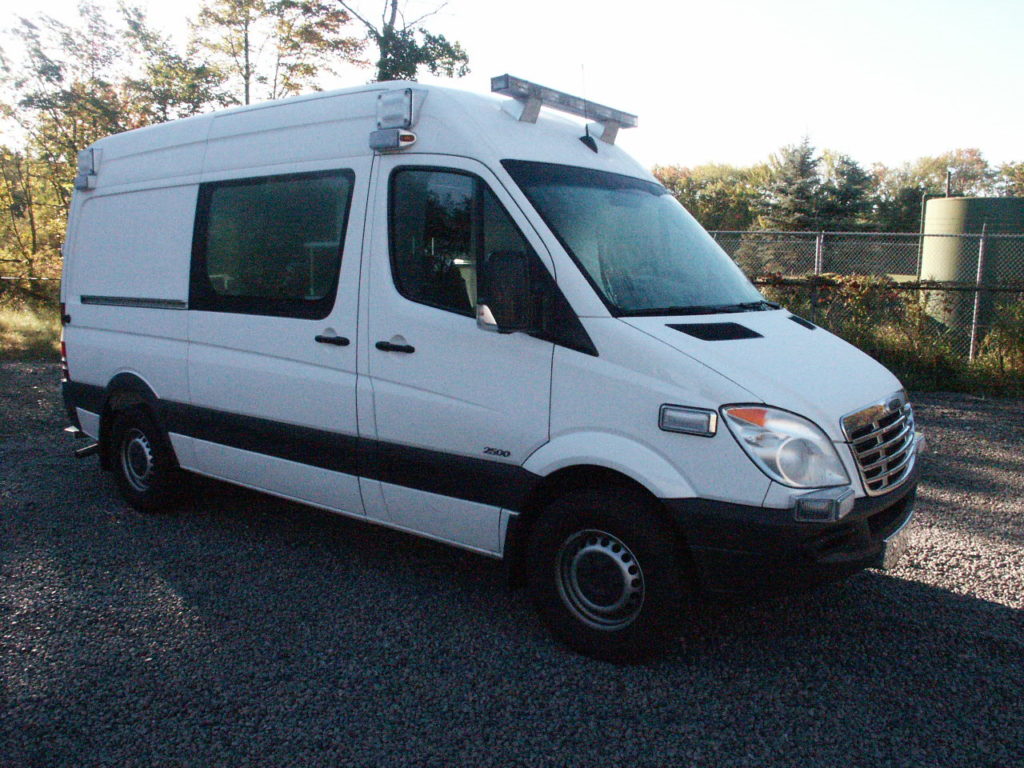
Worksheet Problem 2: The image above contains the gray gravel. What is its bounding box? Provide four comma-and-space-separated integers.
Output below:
2, 361, 1022, 767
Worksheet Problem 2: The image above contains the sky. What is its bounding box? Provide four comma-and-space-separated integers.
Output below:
6, 0, 1022, 171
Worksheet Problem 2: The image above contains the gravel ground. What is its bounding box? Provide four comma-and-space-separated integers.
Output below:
1, 360, 1022, 767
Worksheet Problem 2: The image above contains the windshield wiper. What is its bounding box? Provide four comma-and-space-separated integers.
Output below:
734, 300, 781, 311
622, 300, 780, 317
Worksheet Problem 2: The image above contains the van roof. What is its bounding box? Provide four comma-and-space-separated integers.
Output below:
82, 80, 653, 192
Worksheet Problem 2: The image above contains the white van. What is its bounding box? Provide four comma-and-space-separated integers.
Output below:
60, 75, 923, 661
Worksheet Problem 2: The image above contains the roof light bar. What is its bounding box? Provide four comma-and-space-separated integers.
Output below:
490, 74, 637, 145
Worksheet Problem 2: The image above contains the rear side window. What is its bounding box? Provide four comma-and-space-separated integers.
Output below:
190, 169, 354, 318
389, 168, 537, 317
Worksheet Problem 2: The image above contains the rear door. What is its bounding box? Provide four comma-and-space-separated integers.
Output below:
359, 155, 554, 553
185, 161, 369, 515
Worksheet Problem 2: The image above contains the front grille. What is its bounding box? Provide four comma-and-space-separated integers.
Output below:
842, 393, 917, 496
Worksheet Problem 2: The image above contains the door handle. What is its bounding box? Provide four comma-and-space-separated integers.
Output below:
375, 340, 415, 354
315, 334, 350, 346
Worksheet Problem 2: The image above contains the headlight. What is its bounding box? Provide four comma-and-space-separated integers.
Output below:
721, 406, 850, 488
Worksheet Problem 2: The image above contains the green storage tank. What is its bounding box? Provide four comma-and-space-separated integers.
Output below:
919, 197, 1024, 331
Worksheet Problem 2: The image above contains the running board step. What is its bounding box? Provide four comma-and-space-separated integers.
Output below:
74, 443, 100, 459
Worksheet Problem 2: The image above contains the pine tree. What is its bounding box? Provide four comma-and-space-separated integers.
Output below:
755, 138, 820, 231
818, 152, 874, 231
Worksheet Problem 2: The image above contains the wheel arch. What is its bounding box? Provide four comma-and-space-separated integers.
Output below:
506, 463, 692, 589
98, 372, 164, 470
522, 432, 696, 500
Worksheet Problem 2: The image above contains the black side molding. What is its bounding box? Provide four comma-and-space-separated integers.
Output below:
81, 296, 187, 310
63, 381, 539, 511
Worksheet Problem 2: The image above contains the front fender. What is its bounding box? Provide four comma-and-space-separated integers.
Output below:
523, 431, 696, 499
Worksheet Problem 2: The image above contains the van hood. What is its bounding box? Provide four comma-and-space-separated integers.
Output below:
622, 310, 903, 441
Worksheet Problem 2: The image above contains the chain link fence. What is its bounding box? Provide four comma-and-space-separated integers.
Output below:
0, 275, 61, 309
4, 233, 1024, 378
710, 231, 1024, 367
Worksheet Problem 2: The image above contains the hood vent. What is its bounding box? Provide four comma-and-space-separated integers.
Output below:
668, 322, 763, 341
789, 315, 816, 330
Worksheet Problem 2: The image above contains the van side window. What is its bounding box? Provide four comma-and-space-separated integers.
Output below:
190, 169, 354, 319
389, 168, 536, 316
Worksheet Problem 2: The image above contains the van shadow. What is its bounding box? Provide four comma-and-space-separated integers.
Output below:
8, 458, 1022, 766
111, 476, 1024, 763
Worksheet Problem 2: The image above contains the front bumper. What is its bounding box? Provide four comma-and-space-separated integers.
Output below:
666, 459, 919, 596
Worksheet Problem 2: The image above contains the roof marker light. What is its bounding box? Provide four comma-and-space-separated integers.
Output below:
371, 87, 426, 151
74, 148, 101, 190
377, 88, 415, 129
490, 74, 637, 145
369, 128, 417, 152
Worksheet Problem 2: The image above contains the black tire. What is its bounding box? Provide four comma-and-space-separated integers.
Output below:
526, 486, 691, 663
109, 407, 183, 513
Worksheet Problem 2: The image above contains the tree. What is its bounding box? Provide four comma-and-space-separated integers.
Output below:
191, 0, 363, 105
0, 3, 229, 292
338, 0, 468, 81
3, 7, 127, 199
871, 149, 997, 232
913, 149, 995, 197
0, 148, 56, 285
817, 151, 874, 231
754, 138, 820, 230
653, 163, 761, 231
121, 5, 233, 124
996, 161, 1024, 197
870, 161, 935, 233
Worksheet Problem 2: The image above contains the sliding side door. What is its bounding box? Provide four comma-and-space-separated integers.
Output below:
185, 160, 369, 516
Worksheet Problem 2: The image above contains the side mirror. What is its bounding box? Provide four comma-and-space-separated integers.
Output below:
476, 250, 537, 334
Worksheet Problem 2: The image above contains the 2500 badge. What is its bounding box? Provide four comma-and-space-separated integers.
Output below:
483, 447, 512, 458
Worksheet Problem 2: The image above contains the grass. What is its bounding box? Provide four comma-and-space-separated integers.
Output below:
0, 306, 61, 360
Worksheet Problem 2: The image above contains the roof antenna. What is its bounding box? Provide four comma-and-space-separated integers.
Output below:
579, 64, 598, 153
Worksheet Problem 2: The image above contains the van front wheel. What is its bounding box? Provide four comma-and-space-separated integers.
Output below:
109, 407, 183, 513
526, 487, 690, 662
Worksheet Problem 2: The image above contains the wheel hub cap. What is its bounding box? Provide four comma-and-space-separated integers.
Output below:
556, 529, 644, 631
121, 428, 154, 492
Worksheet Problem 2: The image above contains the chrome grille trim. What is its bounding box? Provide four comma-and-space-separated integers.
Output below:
842, 391, 917, 496
877, 445, 915, 480
858, 423, 914, 470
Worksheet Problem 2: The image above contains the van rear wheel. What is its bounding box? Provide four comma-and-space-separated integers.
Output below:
526, 487, 690, 662
109, 407, 183, 513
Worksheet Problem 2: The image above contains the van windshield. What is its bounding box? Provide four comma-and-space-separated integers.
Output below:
502, 160, 766, 316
